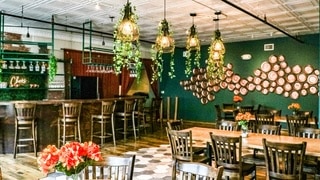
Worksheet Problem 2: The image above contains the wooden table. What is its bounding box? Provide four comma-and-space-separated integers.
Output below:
184, 127, 320, 157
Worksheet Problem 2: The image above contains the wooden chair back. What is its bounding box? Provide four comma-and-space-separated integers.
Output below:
262, 138, 306, 180
166, 128, 193, 161
295, 127, 320, 139
255, 113, 275, 125
286, 115, 309, 136
14, 103, 36, 122
167, 120, 183, 130
255, 124, 281, 135
61, 102, 82, 119
296, 110, 313, 118
101, 100, 116, 117
210, 133, 241, 169
175, 161, 224, 180
239, 106, 254, 114
269, 109, 282, 117
84, 155, 135, 180
216, 120, 239, 131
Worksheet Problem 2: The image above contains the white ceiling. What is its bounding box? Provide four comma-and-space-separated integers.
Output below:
0, 0, 319, 47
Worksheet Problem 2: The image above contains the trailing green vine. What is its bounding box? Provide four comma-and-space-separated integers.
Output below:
113, 1, 142, 81
48, 55, 57, 82
185, 24, 201, 77
151, 19, 175, 83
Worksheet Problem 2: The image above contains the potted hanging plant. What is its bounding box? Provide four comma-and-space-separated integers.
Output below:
151, 19, 175, 83
113, 1, 142, 81
185, 24, 201, 77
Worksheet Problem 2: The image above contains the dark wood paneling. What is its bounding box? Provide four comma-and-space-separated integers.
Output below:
63, 49, 119, 98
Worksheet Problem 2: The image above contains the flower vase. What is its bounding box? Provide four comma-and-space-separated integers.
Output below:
241, 126, 248, 138
292, 110, 297, 115
66, 172, 84, 180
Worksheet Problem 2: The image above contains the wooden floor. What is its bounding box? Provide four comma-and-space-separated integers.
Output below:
0, 121, 315, 180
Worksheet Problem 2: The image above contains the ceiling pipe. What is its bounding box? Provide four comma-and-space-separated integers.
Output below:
221, 0, 304, 43
0, 11, 153, 44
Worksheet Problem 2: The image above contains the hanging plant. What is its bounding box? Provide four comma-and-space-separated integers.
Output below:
48, 55, 57, 82
185, 24, 201, 77
113, 1, 142, 81
151, 19, 175, 83
206, 30, 225, 82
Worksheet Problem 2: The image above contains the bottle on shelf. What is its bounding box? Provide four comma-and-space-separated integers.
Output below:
29, 61, 34, 72
35, 61, 40, 72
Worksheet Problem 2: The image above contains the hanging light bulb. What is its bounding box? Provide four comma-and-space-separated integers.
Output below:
186, 13, 200, 50
206, 11, 226, 82
102, 37, 105, 46
116, 0, 139, 42
26, 27, 30, 38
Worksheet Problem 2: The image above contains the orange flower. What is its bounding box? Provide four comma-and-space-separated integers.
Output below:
37, 141, 103, 176
233, 95, 243, 102
288, 103, 301, 111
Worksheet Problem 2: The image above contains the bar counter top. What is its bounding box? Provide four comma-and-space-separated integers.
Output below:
0, 96, 144, 154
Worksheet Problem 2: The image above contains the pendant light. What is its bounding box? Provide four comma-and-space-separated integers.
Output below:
185, 13, 201, 77
151, 0, 175, 83
113, 0, 142, 81
206, 11, 225, 82
26, 27, 30, 38
116, 0, 139, 42
102, 36, 105, 46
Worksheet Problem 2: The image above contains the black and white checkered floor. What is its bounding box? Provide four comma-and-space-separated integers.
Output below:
124, 144, 173, 180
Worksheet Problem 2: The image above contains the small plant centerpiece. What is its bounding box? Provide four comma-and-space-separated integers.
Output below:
37, 141, 103, 180
235, 112, 252, 137
288, 102, 301, 115
113, 1, 142, 81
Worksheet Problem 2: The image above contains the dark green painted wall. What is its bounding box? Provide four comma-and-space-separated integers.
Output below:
160, 34, 319, 123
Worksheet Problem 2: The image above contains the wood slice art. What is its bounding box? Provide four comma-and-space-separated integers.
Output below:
297, 74, 307, 82
284, 66, 291, 73
261, 61, 271, 72
247, 76, 253, 82
290, 91, 299, 99
280, 61, 287, 69
286, 74, 296, 83
301, 89, 308, 96
256, 84, 262, 91
208, 94, 215, 101
278, 55, 285, 62
228, 84, 235, 91
284, 83, 292, 92
232, 74, 241, 83
240, 87, 248, 95
304, 65, 313, 74
272, 64, 280, 71
292, 65, 301, 74
269, 55, 278, 64
247, 83, 256, 91
227, 63, 233, 69
261, 88, 268, 94
260, 72, 267, 80
213, 85, 220, 92
277, 70, 285, 77
275, 87, 284, 94
268, 71, 278, 81
309, 86, 317, 94
254, 69, 261, 76
307, 74, 318, 85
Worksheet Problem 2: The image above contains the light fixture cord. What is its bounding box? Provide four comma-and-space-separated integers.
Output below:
164, 0, 166, 20
21, 5, 24, 27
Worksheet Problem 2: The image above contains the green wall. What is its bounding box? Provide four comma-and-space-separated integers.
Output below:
160, 34, 319, 122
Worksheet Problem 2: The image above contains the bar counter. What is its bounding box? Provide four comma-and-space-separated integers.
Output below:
0, 96, 143, 153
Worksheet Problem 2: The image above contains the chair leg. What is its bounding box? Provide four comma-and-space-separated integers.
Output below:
13, 123, 18, 159
77, 119, 81, 142
32, 122, 37, 157
111, 116, 116, 146
132, 116, 137, 141
90, 117, 94, 142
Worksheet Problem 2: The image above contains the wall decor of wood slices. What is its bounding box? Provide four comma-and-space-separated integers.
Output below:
180, 55, 319, 104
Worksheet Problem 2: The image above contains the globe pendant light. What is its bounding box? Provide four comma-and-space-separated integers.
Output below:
116, 0, 139, 42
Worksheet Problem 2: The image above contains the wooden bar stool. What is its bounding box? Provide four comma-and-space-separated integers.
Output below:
91, 100, 116, 146
115, 99, 136, 142
57, 102, 82, 148
13, 103, 37, 159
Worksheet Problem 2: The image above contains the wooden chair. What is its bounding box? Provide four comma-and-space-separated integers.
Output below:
244, 124, 281, 166
222, 103, 235, 120
115, 99, 136, 141
167, 120, 183, 130
166, 128, 212, 178
239, 106, 254, 114
14, 103, 37, 158
262, 138, 306, 180
269, 109, 282, 117
295, 127, 320, 179
286, 115, 309, 136
57, 102, 82, 148
297, 110, 313, 118
255, 113, 275, 126
144, 97, 162, 131
216, 120, 239, 131
214, 104, 223, 121
174, 161, 224, 180
210, 133, 256, 180
167, 120, 205, 155
91, 100, 116, 146
84, 155, 135, 180
133, 98, 147, 135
